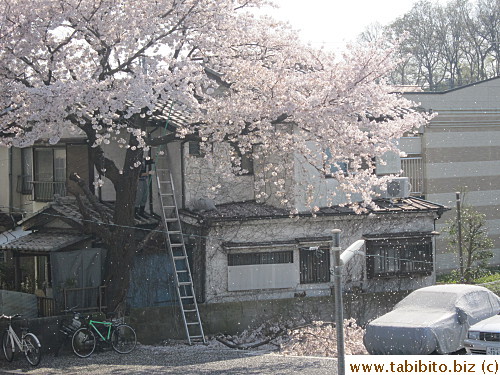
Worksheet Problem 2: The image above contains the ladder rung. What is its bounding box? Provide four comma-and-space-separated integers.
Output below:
159, 180, 172, 184
184, 309, 197, 313
161, 193, 175, 196
178, 282, 192, 286
173, 256, 186, 260
170, 244, 184, 247
186, 322, 199, 325
163, 205, 176, 209
168, 231, 182, 234
189, 335, 204, 339
181, 296, 194, 299
165, 218, 178, 222
176, 270, 188, 273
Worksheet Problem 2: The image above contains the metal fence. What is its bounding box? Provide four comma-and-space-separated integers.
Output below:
401, 157, 424, 196
16, 175, 66, 201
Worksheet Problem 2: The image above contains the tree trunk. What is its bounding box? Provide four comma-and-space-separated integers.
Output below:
104, 226, 137, 313
104, 173, 140, 313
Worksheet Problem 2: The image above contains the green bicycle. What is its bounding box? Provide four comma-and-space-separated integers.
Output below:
71, 313, 137, 358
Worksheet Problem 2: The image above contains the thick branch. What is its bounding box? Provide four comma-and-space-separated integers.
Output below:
69, 172, 111, 226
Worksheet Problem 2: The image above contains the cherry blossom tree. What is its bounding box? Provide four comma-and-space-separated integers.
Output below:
0, 0, 430, 311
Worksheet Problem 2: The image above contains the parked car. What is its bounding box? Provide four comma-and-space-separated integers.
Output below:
363, 284, 500, 355
464, 313, 500, 355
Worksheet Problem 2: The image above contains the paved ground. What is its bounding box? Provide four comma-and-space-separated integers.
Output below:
0, 344, 337, 375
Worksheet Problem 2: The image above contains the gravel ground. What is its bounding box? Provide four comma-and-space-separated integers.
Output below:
0, 344, 337, 375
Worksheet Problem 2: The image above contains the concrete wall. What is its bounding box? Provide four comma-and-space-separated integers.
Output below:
130, 290, 411, 344
405, 78, 500, 272
0, 290, 410, 358
200, 212, 437, 304
0, 290, 37, 318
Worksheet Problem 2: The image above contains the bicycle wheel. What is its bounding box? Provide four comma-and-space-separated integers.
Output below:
23, 333, 41, 366
111, 324, 137, 354
2, 330, 14, 362
72, 328, 96, 358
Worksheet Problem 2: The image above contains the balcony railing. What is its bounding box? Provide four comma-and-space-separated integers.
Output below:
401, 157, 424, 196
17, 175, 67, 202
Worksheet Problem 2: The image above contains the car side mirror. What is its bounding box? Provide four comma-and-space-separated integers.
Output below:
457, 309, 468, 325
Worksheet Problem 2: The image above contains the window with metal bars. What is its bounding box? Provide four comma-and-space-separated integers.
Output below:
366, 237, 433, 278
228, 251, 293, 266
299, 247, 330, 284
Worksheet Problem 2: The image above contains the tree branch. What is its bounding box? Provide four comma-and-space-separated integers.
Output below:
69, 172, 112, 226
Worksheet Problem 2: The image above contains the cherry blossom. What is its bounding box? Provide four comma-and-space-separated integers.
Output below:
0, 0, 431, 310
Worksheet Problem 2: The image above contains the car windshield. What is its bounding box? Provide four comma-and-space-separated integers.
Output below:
396, 291, 459, 311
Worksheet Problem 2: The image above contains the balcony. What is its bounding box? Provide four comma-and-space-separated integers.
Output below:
17, 175, 67, 202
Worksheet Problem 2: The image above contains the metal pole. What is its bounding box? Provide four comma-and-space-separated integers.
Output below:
331, 229, 345, 375
456, 192, 464, 281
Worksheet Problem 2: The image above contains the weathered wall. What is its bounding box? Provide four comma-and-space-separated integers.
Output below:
130, 291, 411, 344
183, 142, 255, 207
202, 212, 437, 304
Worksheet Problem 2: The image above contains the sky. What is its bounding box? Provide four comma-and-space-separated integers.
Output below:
262, 0, 446, 52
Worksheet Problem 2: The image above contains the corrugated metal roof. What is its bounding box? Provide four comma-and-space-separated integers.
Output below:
184, 197, 448, 223
0, 231, 90, 253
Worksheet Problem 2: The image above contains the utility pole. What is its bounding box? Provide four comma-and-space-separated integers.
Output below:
456, 192, 464, 281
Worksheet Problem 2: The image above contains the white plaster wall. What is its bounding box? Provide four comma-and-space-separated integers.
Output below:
202, 212, 437, 304
292, 146, 402, 212
183, 142, 254, 206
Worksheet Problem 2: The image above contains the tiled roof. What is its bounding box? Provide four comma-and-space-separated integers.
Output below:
0, 230, 90, 253
22, 196, 158, 231
183, 197, 448, 223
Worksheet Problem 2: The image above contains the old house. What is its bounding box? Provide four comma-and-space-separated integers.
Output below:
0, 104, 449, 318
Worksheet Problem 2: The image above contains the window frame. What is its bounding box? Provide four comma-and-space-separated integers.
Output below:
228, 250, 293, 266
230, 145, 254, 176
365, 236, 433, 279
188, 141, 204, 157
324, 148, 373, 179
299, 246, 331, 284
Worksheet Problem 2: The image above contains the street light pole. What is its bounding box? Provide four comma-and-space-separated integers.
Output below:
331, 229, 344, 375
331, 231, 366, 375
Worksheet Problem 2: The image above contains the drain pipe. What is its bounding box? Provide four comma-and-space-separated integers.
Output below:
331, 231, 365, 375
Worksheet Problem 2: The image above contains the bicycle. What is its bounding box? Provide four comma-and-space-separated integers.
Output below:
71, 312, 137, 358
1, 314, 42, 366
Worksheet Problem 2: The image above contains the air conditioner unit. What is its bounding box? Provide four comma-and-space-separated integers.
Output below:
375, 177, 411, 199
